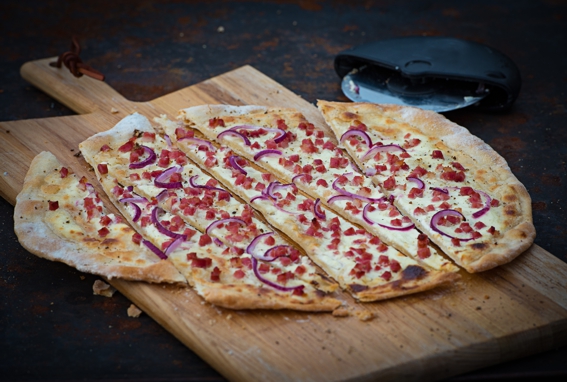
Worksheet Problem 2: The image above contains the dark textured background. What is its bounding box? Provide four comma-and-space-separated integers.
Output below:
1, 1, 566, 381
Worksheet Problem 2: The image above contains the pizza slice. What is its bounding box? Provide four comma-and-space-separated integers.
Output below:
175, 105, 457, 273
156, 117, 460, 302
14, 151, 186, 284
317, 100, 536, 272
79, 113, 341, 311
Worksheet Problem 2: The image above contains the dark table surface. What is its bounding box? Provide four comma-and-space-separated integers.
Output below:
1, 1, 566, 381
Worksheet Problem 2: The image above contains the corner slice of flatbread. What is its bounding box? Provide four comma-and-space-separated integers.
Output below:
14, 151, 186, 284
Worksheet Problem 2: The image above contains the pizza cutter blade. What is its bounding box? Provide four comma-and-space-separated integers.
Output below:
335, 37, 521, 112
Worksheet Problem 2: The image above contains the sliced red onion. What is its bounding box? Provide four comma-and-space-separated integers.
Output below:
228, 155, 247, 175
332, 174, 384, 203
251, 257, 302, 292
472, 190, 492, 219
119, 197, 147, 204
407, 177, 425, 190
164, 134, 172, 147
178, 136, 215, 151
365, 167, 377, 177
340, 129, 372, 147
254, 149, 282, 161
205, 217, 246, 236
151, 207, 187, 240
119, 197, 146, 222
430, 209, 474, 241
327, 194, 355, 205
361, 144, 406, 162
362, 203, 415, 231
164, 236, 184, 256
217, 130, 251, 146
350, 162, 363, 174
250, 195, 269, 204
143, 240, 167, 260
313, 198, 326, 220
189, 175, 228, 194
292, 174, 309, 183
431, 187, 449, 194
156, 190, 169, 203
129, 145, 156, 169
213, 238, 223, 247
263, 245, 294, 261
155, 166, 183, 189
246, 232, 275, 258
264, 181, 296, 200
126, 185, 134, 192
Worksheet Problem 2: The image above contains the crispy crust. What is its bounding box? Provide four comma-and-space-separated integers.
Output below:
14, 151, 186, 284
317, 100, 536, 273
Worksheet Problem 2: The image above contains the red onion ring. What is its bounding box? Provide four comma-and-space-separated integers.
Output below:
143, 240, 167, 260
156, 190, 169, 203
246, 232, 275, 258
164, 236, 184, 256
129, 145, 157, 169
119, 197, 144, 222
340, 129, 372, 147
155, 166, 183, 189
205, 217, 246, 236
151, 207, 187, 240
430, 187, 449, 194
251, 257, 302, 292
471, 190, 492, 219
254, 149, 282, 161
313, 198, 326, 220
430, 209, 474, 241
228, 155, 247, 175
250, 195, 269, 204
362, 203, 415, 231
264, 181, 296, 200
407, 177, 425, 190
361, 144, 406, 162
217, 130, 251, 146
292, 174, 309, 183
229, 125, 286, 143
164, 134, 172, 147
327, 194, 355, 205
189, 175, 228, 194
178, 137, 216, 151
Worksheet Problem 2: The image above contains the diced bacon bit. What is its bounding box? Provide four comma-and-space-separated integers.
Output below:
344, 227, 356, 236
452, 162, 466, 171
48, 200, 59, 211
175, 127, 193, 140
199, 234, 213, 246
250, 141, 261, 150
390, 218, 403, 227
209, 118, 225, 128
491, 199, 500, 207
474, 222, 487, 230
192, 257, 213, 269
99, 215, 112, 226
118, 141, 134, 153
439, 201, 451, 209
383, 176, 396, 190
295, 265, 306, 275
432, 190, 451, 202
254, 182, 266, 191
374, 164, 388, 173
233, 269, 245, 279
418, 247, 431, 259
141, 132, 156, 141
451, 238, 461, 246
98, 227, 110, 237
140, 216, 151, 227
300, 138, 318, 154
132, 233, 142, 245
97, 163, 108, 174
316, 179, 328, 188
292, 285, 305, 296
390, 260, 401, 272
414, 207, 426, 215
277, 271, 294, 284
141, 171, 152, 180
60, 167, 69, 178
100, 144, 111, 152
349, 123, 367, 131
315, 164, 327, 173
440, 168, 466, 182
408, 166, 428, 178
210, 267, 221, 282
158, 153, 170, 168
403, 138, 421, 149
408, 187, 424, 199
345, 202, 361, 215
276, 119, 288, 130
400, 152, 411, 159
426, 204, 435, 212
327, 238, 341, 250
130, 173, 140, 181
322, 140, 336, 151
183, 228, 196, 240
487, 226, 498, 235
381, 271, 392, 281
432, 150, 444, 159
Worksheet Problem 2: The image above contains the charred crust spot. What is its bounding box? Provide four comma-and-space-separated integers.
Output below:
102, 238, 118, 246
349, 284, 369, 293
342, 112, 358, 120
471, 242, 488, 250
503, 194, 517, 202
402, 265, 428, 281
505, 208, 516, 216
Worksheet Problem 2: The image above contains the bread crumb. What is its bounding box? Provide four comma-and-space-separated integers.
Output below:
484, 295, 490, 300
226, 314, 232, 320
111, 107, 119, 114
332, 307, 350, 317
217, 26, 225, 33
127, 304, 142, 318
355, 310, 375, 322
93, 280, 115, 297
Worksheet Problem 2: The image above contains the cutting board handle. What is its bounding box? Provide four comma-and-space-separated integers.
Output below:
21, 57, 133, 115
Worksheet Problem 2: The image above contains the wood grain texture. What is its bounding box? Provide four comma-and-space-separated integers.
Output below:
1, 57, 566, 381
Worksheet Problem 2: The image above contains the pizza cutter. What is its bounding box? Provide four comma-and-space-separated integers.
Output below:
335, 36, 521, 112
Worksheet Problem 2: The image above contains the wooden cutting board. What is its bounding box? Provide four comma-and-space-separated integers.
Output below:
1, 58, 566, 382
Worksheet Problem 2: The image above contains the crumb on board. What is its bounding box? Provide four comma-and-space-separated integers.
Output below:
354, 310, 375, 322
93, 280, 116, 297
332, 307, 350, 317
127, 304, 143, 318
110, 107, 119, 114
